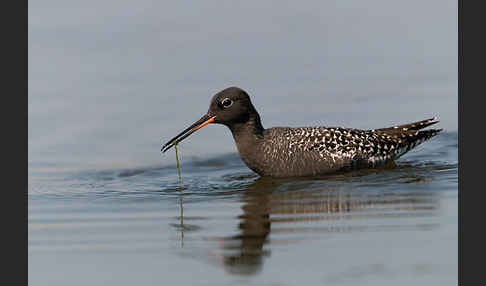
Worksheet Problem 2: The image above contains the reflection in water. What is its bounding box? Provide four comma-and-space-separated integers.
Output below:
170, 193, 205, 249
179, 195, 184, 248
215, 173, 440, 276
166, 160, 453, 276
222, 188, 272, 275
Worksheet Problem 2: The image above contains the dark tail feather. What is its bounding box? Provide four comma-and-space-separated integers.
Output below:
393, 128, 443, 159
372, 117, 442, 160
377, 117, 440, 132
416, 128, 443, 142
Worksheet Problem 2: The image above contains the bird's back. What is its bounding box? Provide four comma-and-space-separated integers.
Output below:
252, 118, 441, 177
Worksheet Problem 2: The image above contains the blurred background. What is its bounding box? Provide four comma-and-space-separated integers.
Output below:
29, 0, 457, 172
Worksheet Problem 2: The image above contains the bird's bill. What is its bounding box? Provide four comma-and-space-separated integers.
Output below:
161, 114, 216, 153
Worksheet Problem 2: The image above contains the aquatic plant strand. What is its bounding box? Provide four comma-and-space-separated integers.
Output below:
173, 142, 184, 247
174, 142, 182, 184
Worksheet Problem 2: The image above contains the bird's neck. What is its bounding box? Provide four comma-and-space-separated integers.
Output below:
228, 112, 266, 174
228, 112, 264, 140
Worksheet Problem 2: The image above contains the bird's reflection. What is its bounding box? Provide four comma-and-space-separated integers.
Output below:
220, 183, 273, 275
216, 171, 440, 275
170, 162, 446, 276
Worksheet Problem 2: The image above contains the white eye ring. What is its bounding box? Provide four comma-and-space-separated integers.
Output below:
221, 98, 233, 108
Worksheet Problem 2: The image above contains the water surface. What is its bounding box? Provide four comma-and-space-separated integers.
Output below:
29, 132, 457, 285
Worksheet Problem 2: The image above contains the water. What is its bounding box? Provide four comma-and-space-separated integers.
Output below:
29, 1, 457, 285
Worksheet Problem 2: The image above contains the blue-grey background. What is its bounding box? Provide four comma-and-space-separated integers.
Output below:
29, 1, 457, 285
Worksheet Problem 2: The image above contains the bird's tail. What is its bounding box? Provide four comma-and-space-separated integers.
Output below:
373, 117, 442, 160
376, 117, 440, 132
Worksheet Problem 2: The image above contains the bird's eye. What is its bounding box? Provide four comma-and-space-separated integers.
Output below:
221, 98, 233, 108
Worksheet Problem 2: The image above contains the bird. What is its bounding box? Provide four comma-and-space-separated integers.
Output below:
162, 87, 442, 178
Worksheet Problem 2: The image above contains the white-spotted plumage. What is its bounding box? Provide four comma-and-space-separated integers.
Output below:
252, 117, 442, 177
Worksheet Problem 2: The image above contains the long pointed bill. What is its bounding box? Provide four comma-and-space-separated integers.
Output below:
161, 114, 216, 153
